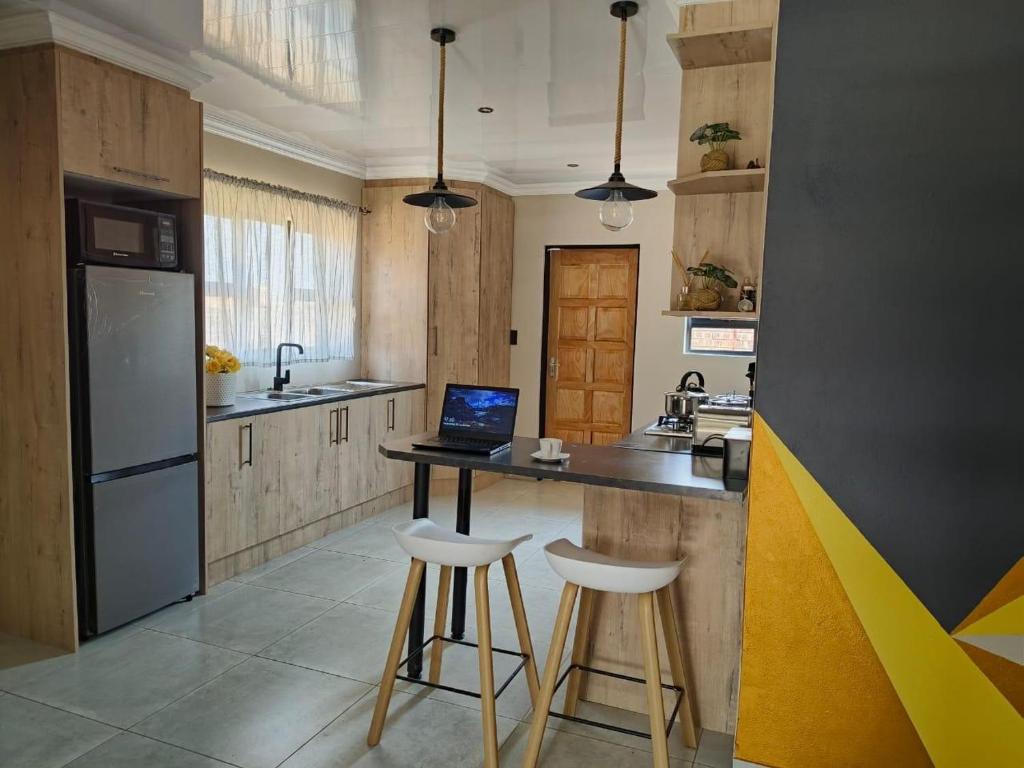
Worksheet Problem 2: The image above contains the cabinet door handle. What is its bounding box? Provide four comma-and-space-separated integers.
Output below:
111, 165, 171, 183
387, 398, 396, 431
328, 408, 338, 445
341, 406, 350, 442
239, 422, 253, 469
431, 326, 438, 356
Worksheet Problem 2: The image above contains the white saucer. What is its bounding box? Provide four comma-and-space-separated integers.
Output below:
531, 450, 570, 463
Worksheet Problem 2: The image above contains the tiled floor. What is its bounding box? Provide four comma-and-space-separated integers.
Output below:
0, 479, 734, 768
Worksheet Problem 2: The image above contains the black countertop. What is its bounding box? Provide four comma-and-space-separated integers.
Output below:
206, 381, 425, 423
380, 433, 746, 501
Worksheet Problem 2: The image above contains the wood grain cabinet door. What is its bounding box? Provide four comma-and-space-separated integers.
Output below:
204, 418, 260, 561
544, 248, 639, 446
384, 389, 426, 492
337, 396, 374, 510
257, 405, 327, 539
58, 49, 201, 197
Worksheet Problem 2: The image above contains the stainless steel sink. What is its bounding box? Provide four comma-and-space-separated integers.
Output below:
239, 391, 313, 401
290, 386, 358, 396
338, 380, 389, 389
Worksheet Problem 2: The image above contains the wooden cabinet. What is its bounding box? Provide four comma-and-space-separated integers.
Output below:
205, 418, 260, 561
361, 180, 514, 476
205, 389, 424, 575
58, 49, 201, 197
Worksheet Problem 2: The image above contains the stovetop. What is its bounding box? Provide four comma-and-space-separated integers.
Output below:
644, 415, 694, 438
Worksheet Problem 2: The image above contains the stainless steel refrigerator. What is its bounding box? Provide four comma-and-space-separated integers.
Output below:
69, 264, 200, 637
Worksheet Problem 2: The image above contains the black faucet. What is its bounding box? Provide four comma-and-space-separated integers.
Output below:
273, 343, 304, 391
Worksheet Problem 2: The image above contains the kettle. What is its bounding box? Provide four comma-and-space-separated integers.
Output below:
664, 371, 708, 419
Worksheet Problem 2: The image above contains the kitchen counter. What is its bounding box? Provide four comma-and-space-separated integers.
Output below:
380, 433, 744, 501
206, 381, 425, 423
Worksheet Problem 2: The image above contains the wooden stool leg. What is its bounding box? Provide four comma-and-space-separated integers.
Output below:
655, 586, 699, 749
638, 592, 670, 768
429, 565, 453, 684
368, 558, 426, 747
521, 582, 579, 768
502, 554, 540, 705
475, 565, 499, 768
562, 586, 595, 717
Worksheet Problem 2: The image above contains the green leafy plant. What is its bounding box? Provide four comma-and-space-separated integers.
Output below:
689, 122, 742, 151
686, 262, 738, 289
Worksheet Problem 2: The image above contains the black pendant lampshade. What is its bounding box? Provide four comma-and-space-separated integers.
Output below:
404, 27, 477, 233
575, 1, 657, 231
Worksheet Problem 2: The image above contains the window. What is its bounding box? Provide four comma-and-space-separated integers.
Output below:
684, 317, 758, 357
203, 171, 358, 367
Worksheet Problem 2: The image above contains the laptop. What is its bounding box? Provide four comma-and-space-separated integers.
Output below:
412, 384, 519, 455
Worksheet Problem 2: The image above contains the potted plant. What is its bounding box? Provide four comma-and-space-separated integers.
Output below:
205, 345, 242, 407
689, 122, 742, 172
686, 255, 738, 310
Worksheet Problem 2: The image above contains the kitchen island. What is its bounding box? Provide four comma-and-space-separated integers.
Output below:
380, 434, 748, 735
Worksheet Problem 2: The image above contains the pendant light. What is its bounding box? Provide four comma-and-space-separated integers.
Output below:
404, 27, 477, 234
575, 1, 657, 231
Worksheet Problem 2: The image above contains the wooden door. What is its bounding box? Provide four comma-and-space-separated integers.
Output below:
58, 48, 201, 197
544, 248, 639, 445
337, 396, 374, 510
384, 389, 426, 492
205, 418, 260, 561
259, 406, 322, 539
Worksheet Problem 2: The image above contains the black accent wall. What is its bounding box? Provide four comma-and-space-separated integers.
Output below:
757, 0, 1024, 631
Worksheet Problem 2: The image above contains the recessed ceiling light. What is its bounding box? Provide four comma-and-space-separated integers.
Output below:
478, 106, 494, 114
567, 163, 579, 167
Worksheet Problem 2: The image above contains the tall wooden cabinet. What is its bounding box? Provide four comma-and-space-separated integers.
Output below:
361, 180, 515, 445
0, 44, 204, 651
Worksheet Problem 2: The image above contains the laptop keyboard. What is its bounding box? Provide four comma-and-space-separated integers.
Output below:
441, 437, 501, 448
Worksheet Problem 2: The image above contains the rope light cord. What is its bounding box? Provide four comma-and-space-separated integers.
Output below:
437, 40, 446, 181
613, 11, 627, 172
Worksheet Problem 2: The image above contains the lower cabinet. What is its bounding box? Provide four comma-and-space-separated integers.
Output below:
205, 388, 425, 572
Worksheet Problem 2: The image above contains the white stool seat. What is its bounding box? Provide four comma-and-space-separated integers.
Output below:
543, 539, 683, 594
392, 519, 532, 568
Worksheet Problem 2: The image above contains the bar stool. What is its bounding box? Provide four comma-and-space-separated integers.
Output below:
368, 519, 541, 768
521, 539, 698, 768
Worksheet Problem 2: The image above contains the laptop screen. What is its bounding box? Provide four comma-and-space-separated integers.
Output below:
439, 384, 519, 440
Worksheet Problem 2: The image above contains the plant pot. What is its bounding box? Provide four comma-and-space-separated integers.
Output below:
691, 286, 723, 311
700, 149, 731, 172
206, 372, 238, 407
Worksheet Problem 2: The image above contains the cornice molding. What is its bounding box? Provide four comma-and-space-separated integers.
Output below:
203, 105, 368, 180
0, 8, 210, 91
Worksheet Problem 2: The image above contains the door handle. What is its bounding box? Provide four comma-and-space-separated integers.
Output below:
387, 398, 396, 431
110, 165, 171, 183
431, 326, 438, 356
329, 408, 338, 445
548, 356, 559, 379
341, 406, 350, 442
239, 422, 253, 469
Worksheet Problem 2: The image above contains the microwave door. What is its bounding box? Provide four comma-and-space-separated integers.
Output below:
84, 265, 197, 474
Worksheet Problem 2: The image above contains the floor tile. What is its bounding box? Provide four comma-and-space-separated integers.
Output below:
251, 550, 403, 602
231, 545, 318, 583
134, 657, 371, 768
260, 602, 406, 684
0, 693, 118, 768
65, 732, 232, 767
498, 721, 690, 767
280, 688, 518, 768
317, 523, 414, 563
147, 584, 335, 654
4, 630, 244, 728
138, 580, 241, 630
695, 729, 735, 768
343, 562, 441, 615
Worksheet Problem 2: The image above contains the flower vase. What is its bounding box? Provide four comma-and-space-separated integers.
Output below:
700, 149, 730, 172
206, 372, 238, 407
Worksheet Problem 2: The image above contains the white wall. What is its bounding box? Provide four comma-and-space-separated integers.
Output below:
510, 193, 751, 437
203, 134, 364, 392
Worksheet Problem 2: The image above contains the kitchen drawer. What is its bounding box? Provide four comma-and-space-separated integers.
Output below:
59, 49, 201, 197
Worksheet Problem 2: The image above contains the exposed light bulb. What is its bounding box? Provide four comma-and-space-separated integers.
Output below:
599, 189, 633, 231
424, 196, 456, 234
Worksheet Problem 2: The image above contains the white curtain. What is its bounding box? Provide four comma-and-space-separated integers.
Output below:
203, 170, 358, 367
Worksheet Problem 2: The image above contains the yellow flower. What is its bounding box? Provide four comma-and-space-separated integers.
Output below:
205, 359, 220, 374
225, 356, 241, 373
205, 344, 221, 359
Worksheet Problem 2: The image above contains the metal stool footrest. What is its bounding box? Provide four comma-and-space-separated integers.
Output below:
395, 635, 529, 700
547, 663, 685, 740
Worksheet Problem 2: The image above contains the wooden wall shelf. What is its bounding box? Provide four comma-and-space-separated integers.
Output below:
662, 310, 759, 320
668, 168, 766, 196
667, 23, 773, 70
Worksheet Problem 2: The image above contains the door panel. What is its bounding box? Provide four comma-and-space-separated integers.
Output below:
338, 396, 374, 509
84, 266, 197, 473
91, 461, 199, 632
544, 248, 639, 445
205, 418, 259, 561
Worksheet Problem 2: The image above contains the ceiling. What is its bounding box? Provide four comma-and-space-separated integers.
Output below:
2, 0, 684, 193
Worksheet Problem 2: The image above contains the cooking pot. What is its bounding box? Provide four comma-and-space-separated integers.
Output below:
664, 371, 708, 418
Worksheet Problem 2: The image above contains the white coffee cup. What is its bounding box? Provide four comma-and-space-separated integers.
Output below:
539, 437, 563, 458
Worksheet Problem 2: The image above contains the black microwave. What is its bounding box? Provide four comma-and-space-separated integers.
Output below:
65, 200, 178, 269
